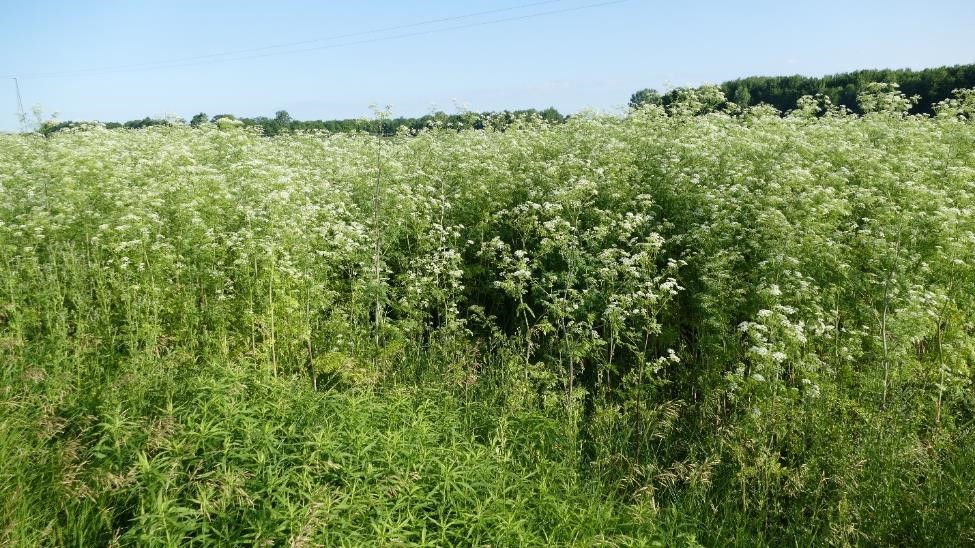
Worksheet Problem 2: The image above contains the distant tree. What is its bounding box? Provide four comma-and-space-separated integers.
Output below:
629, 88, 663, 108
539, 107, 565, 123
190, 113, 209, 127
210, 114, 236, 123
733, 85, 752, 108
274, 110, 292, 125
123, 117, 169, 129
257, 110, 292, 135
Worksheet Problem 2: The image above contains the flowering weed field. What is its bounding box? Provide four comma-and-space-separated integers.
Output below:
1, 86, 974, 545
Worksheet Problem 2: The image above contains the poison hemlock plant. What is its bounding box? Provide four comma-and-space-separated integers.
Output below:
1, 92, 974, 546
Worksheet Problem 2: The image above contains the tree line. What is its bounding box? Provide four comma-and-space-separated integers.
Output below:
630, 63, 975, 114
39, 107, 566, 136
34, 63, 975, 136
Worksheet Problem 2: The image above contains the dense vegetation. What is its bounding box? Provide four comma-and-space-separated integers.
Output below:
2, 85, 974, 546
631, 63, 975, 115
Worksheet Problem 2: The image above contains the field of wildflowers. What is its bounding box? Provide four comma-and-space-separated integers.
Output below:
1, 85, 973, 545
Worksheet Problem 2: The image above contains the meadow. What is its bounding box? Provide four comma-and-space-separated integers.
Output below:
1, 85, 973, 546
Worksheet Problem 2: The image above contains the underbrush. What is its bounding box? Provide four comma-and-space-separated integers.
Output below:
1, 355, 666, 546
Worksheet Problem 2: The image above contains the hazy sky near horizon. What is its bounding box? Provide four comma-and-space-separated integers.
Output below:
2, 0, 974, 130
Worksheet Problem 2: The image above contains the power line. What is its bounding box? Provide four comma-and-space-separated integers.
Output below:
5, 0, 565, 79
4, 0, 631, 80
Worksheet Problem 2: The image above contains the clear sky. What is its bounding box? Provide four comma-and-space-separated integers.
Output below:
2, 0, 974, 130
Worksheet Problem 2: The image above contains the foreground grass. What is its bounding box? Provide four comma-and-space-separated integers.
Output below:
2, 355, 674, 546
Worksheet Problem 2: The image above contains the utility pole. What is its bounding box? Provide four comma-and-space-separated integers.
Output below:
12, 77, 25, 129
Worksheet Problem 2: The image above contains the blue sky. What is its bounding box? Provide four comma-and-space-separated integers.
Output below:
2, 0, 974, 130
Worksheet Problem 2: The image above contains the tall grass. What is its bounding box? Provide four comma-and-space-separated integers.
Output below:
1, 85, 973, 545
